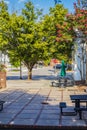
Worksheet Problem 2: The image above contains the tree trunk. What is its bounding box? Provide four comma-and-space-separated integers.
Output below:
20, 60, 22, 79
28, 69, 32, 80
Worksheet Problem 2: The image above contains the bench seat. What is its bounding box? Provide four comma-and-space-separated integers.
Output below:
59, 102, 77, 117
59, 102, 66, 114
59, 102, 87, 120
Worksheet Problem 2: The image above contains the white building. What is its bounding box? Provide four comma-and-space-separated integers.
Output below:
72, 29, 86, 82
0, 51, 9, 65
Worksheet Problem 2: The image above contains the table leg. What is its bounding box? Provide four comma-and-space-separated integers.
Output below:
75, 99, 80, 108
75, 99, 82, 119
79, 110, 82, 120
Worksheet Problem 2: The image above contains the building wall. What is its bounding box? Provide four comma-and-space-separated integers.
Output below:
73, 38, 86, 81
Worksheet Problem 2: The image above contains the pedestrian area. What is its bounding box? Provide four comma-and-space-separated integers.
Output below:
0, 80, 87, 129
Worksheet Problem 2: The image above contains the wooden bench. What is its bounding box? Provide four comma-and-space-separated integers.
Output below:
59, 102, 87, 119
59, 102, 67, 114
0, 101, 5, 111
59, 102, 77, 116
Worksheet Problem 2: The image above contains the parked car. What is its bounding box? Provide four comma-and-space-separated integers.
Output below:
53, 64, 62, 69
53, 63, 67, 70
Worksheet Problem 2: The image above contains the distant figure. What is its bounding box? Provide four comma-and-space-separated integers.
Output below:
60, 60, 66, 77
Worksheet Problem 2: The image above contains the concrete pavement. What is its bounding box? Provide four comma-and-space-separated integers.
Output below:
0, 67, 87, 128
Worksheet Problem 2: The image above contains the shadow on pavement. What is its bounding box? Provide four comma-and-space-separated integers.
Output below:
6, 75, 56, 81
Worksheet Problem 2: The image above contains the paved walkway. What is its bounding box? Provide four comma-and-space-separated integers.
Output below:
0, 79, 87, 127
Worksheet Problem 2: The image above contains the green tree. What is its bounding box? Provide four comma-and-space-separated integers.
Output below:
0, 0, 9, 53
66, 0, 87, 81
5, 1, 48, 79
0, 0, 79, 80
42, 4, 74, 63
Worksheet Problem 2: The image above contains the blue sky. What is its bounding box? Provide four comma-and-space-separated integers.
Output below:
3, 0, 77, 14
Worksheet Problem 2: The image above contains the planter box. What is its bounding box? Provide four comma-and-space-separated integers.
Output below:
0, 72, 6, 88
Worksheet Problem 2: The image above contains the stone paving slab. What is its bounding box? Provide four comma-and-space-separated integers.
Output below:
0, 79, 87, 127
61, 119, 86, 126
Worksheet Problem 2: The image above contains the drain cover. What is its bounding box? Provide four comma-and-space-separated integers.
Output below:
41, 101, 49, 104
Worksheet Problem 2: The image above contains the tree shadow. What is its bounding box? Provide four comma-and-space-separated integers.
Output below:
6, 75, 56, 81
0, 87, 86, 129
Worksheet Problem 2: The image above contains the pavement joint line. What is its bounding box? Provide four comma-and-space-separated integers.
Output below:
59, 89, 64, 126
59, 113, 62, 127
0, 89, 17, 100
8, 88, 42, 124
3, 89, 28, 109
34, 88, 52, 125
61, 90, 63, 102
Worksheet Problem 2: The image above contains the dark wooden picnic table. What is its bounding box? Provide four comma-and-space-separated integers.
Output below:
70, 94, 87, 119
70, 94, 87, 108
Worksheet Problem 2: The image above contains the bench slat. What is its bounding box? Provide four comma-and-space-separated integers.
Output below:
59, 102, 67, 108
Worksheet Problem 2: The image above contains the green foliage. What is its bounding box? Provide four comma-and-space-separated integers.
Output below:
0, 0, 9, 51
66, 0, 87, 38
0, 1, 49, 79
0, 0, 77, 79
0, 64, 7, 72
8, 51, 20, 67
42, 4, 73, 62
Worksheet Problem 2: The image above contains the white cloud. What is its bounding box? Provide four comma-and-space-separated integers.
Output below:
3, 0, 10, 5
35, 4, 40, 7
